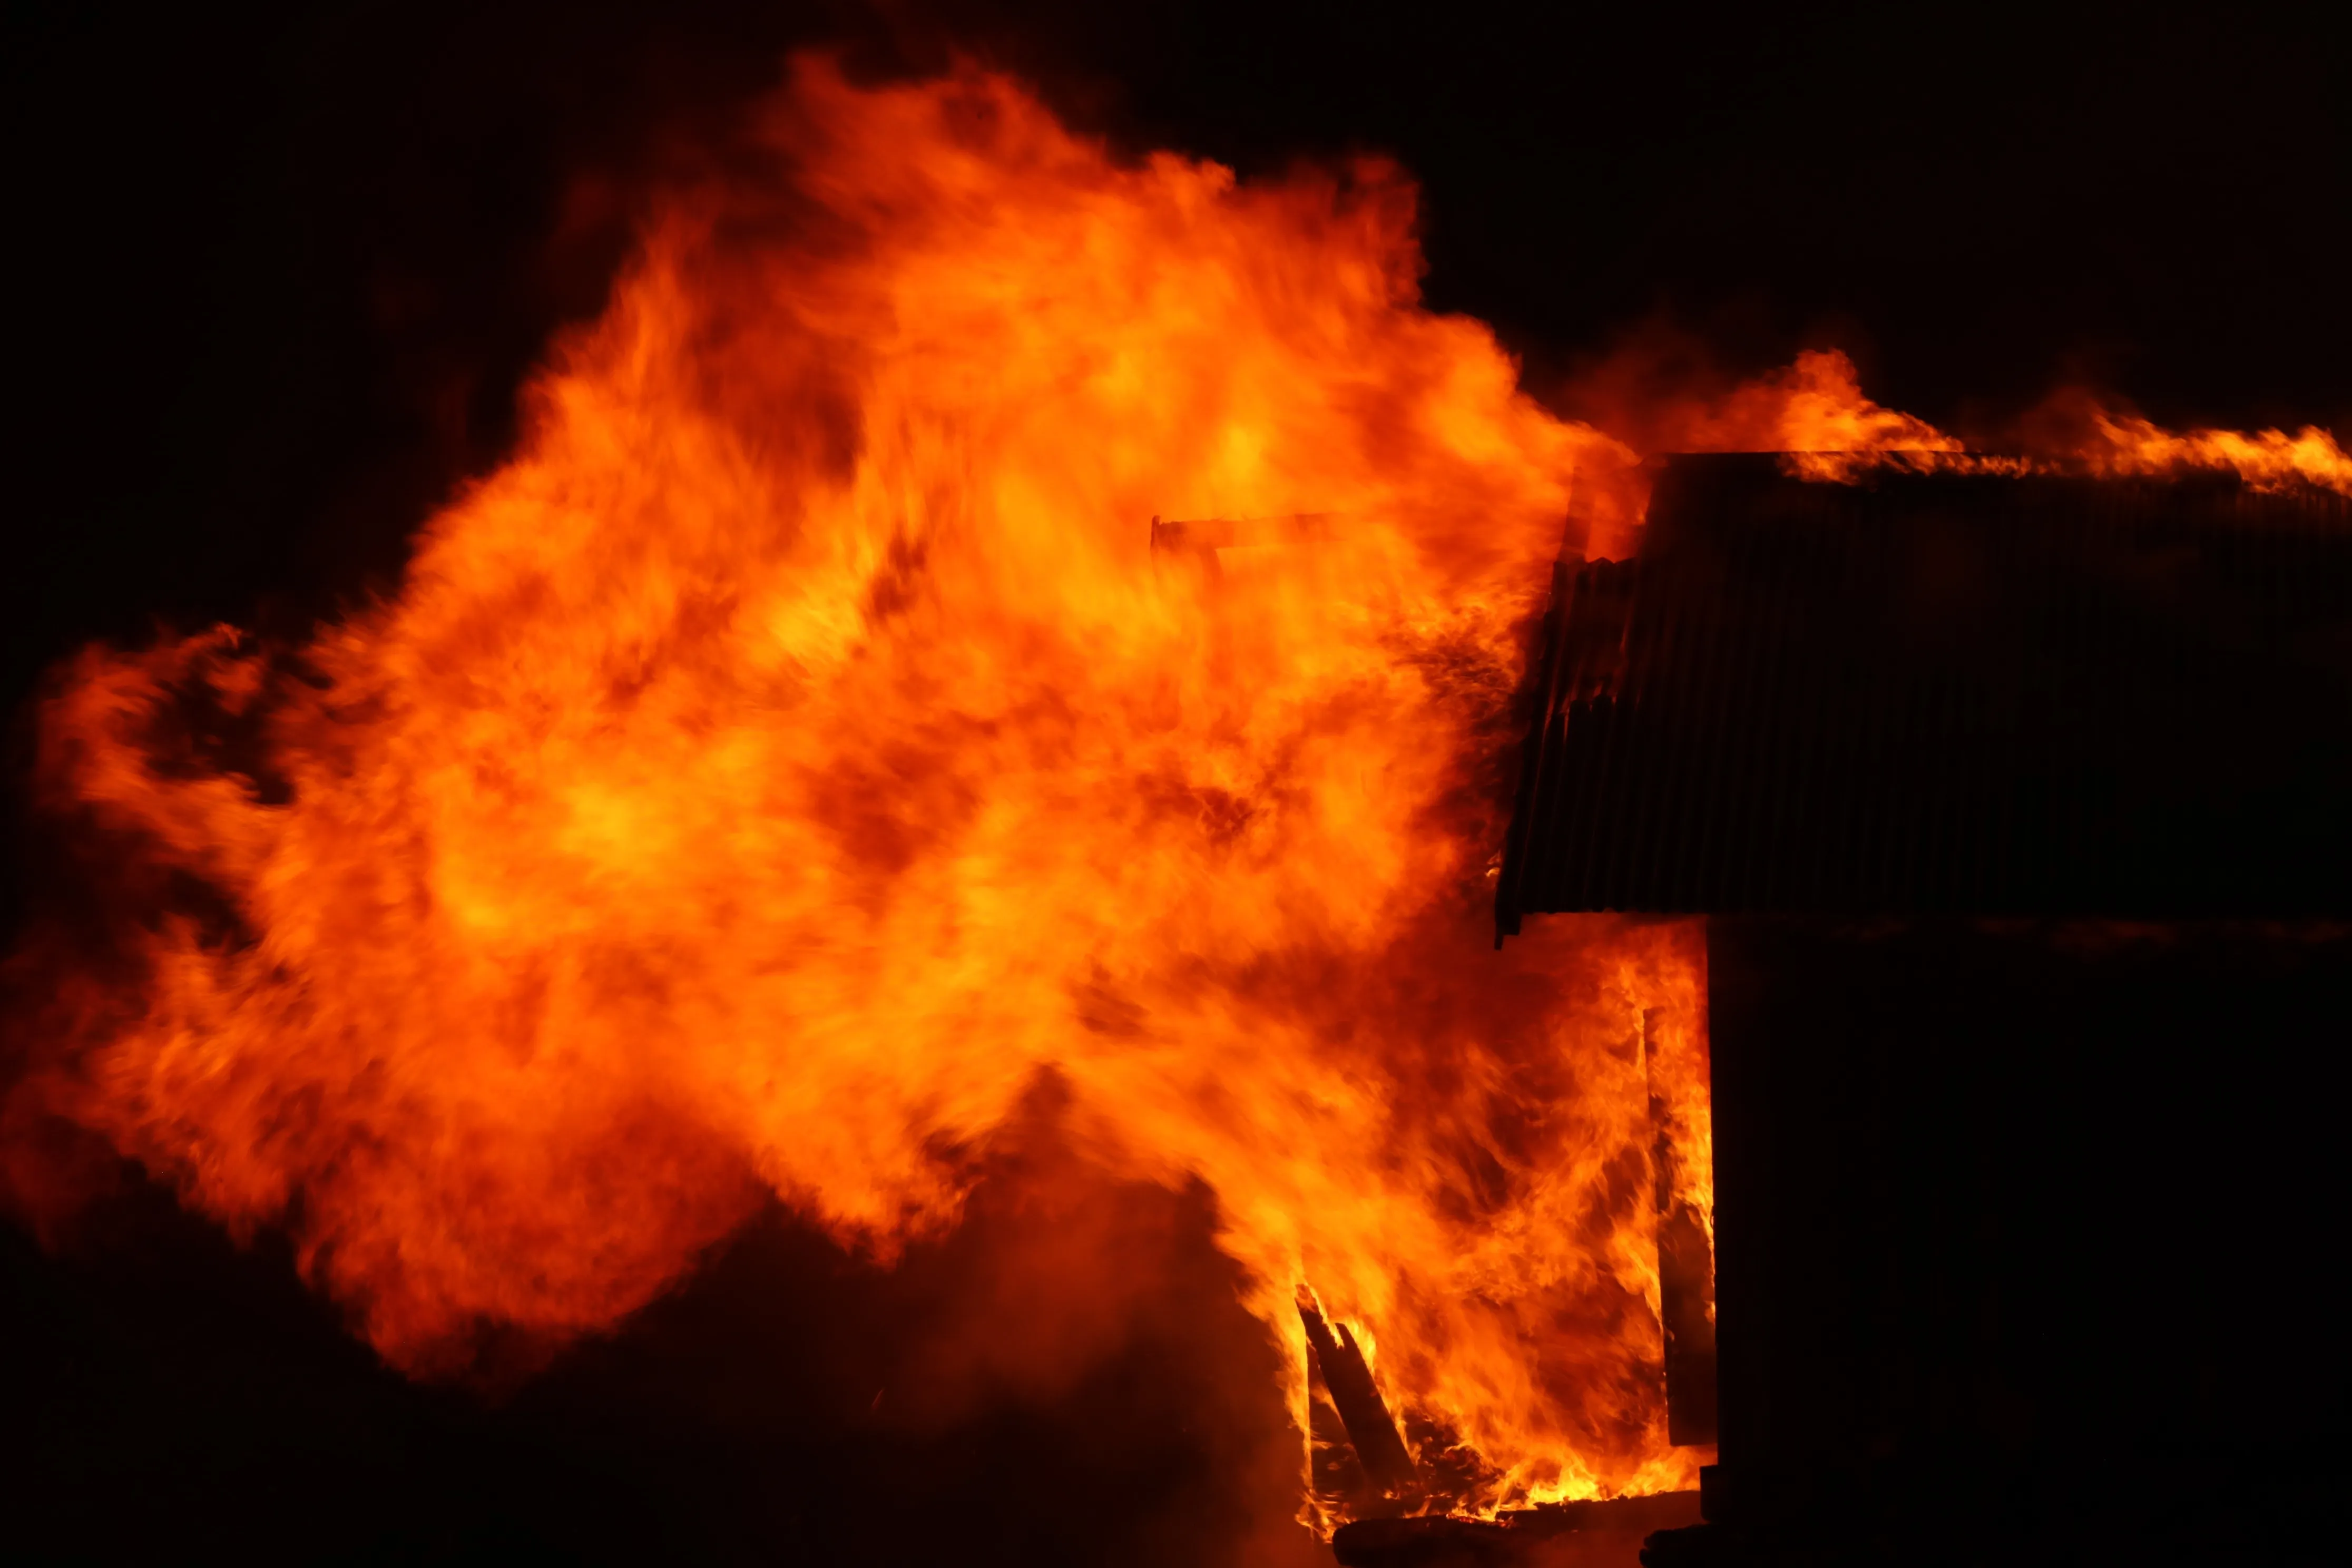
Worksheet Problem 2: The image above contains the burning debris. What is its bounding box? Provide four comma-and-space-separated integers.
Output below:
1299, 1290, 1424, 1507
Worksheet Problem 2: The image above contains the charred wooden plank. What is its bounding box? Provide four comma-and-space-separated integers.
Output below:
1298, 1294, 1421, 1503
1332, 1494, 1703, 1567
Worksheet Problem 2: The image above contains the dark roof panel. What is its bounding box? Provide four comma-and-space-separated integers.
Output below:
1496, 454, 2352, 927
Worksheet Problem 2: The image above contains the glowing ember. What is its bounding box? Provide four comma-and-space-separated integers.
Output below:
1, 55, 2333, 1533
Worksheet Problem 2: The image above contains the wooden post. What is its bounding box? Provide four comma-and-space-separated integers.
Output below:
1647, 1006, 1720, 1447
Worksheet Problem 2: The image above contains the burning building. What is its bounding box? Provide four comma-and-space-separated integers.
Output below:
3, 33, 2348, 1568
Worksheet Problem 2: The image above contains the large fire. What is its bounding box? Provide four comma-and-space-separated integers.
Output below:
4, 55, 2341, 1536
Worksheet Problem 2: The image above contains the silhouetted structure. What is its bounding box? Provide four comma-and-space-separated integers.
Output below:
1500, 456, 2352, 926
1498, 457, 2351, 1567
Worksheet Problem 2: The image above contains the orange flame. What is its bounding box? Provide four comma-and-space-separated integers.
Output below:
14, 54, 2328, 1531
3, 58, 1706, 1522
2078, 407, 2352, 494
1654, 347, 1959, 467
1703, 352, 2352, 495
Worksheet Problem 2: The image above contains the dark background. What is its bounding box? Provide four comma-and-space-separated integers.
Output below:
4, 2, 2348, 1562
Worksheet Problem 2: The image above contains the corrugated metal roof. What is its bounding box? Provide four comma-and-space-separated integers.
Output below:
1496, 455, 2352, 929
